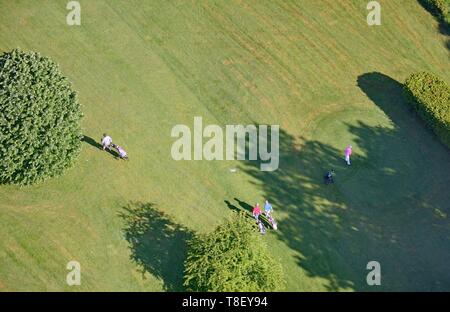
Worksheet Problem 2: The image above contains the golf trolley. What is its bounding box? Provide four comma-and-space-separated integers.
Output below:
267, 215, 278, 230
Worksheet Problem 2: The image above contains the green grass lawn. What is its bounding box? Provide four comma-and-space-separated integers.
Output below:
0, 0, 449, 291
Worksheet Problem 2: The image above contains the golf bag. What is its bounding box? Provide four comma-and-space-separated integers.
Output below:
268, 216, 278, 230
324, 170, 334, 185
257, 220, 266, 235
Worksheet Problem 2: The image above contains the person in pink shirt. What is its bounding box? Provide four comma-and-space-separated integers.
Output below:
252, 203, 262, 222
345, 145, 352, 165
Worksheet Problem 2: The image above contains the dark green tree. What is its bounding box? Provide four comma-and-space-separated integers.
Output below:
183, 212, 285, 292
0, 48, 83, 185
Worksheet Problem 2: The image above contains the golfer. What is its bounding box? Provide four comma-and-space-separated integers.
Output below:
345, 145, 352, 165
264, 200, 273, 217
101, 133, 113, 151
252, 203, 262, 222
324, 170, 334, 184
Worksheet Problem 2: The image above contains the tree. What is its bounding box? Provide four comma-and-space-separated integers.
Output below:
0, 48, 83, 185
183, 212, 285, 291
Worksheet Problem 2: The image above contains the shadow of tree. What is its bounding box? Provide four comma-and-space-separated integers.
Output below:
238, 73, 450, 291
118, 202, 193, 291
417, 0, 450, 36
416, 0, 450, 52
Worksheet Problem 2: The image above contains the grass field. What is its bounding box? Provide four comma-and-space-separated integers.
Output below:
0, 0, 449, 291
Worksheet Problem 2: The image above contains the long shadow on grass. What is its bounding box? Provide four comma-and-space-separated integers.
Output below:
119, 202, 193, 291
240, 130, 370, 291
355, 73, 450, 290
417, 0, 450, 37
81, 135, 103, 150
416, 0, 450, 51
239, 74, 450, 290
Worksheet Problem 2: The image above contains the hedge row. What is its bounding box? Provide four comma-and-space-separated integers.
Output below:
403, 72, 450, 149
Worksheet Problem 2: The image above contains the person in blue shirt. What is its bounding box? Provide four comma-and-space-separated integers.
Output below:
264, 200, 273, 218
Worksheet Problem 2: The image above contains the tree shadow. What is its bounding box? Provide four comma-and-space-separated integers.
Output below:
118, 202, 193, 291
81, 135, 120, 158
356, 72, 448, 148
417, 0, 450, 37
241, 130, 363, 291
355, 73, 450, 290
439, 21, 450, 36
238, 74, 450, 290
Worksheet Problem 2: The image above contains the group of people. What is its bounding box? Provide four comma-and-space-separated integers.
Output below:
323, 145, 353, 185
252, 200, 277, 234
101, 134, 129, 160
98, 134, 353, 231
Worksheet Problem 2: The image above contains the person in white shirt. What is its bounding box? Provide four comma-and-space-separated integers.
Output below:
101, 133, 113, 151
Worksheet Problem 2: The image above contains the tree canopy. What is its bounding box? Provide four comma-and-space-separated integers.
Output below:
183, 212, 285, 292
0, 48, 83, 185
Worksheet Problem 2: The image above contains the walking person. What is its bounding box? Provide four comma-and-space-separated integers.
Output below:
101, 133, 113, 151
252, 203, 261, 222
264, 200, 273, 218
344, 145, 352, 165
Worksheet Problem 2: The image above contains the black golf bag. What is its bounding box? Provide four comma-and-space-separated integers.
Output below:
324, 171, 334, 184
